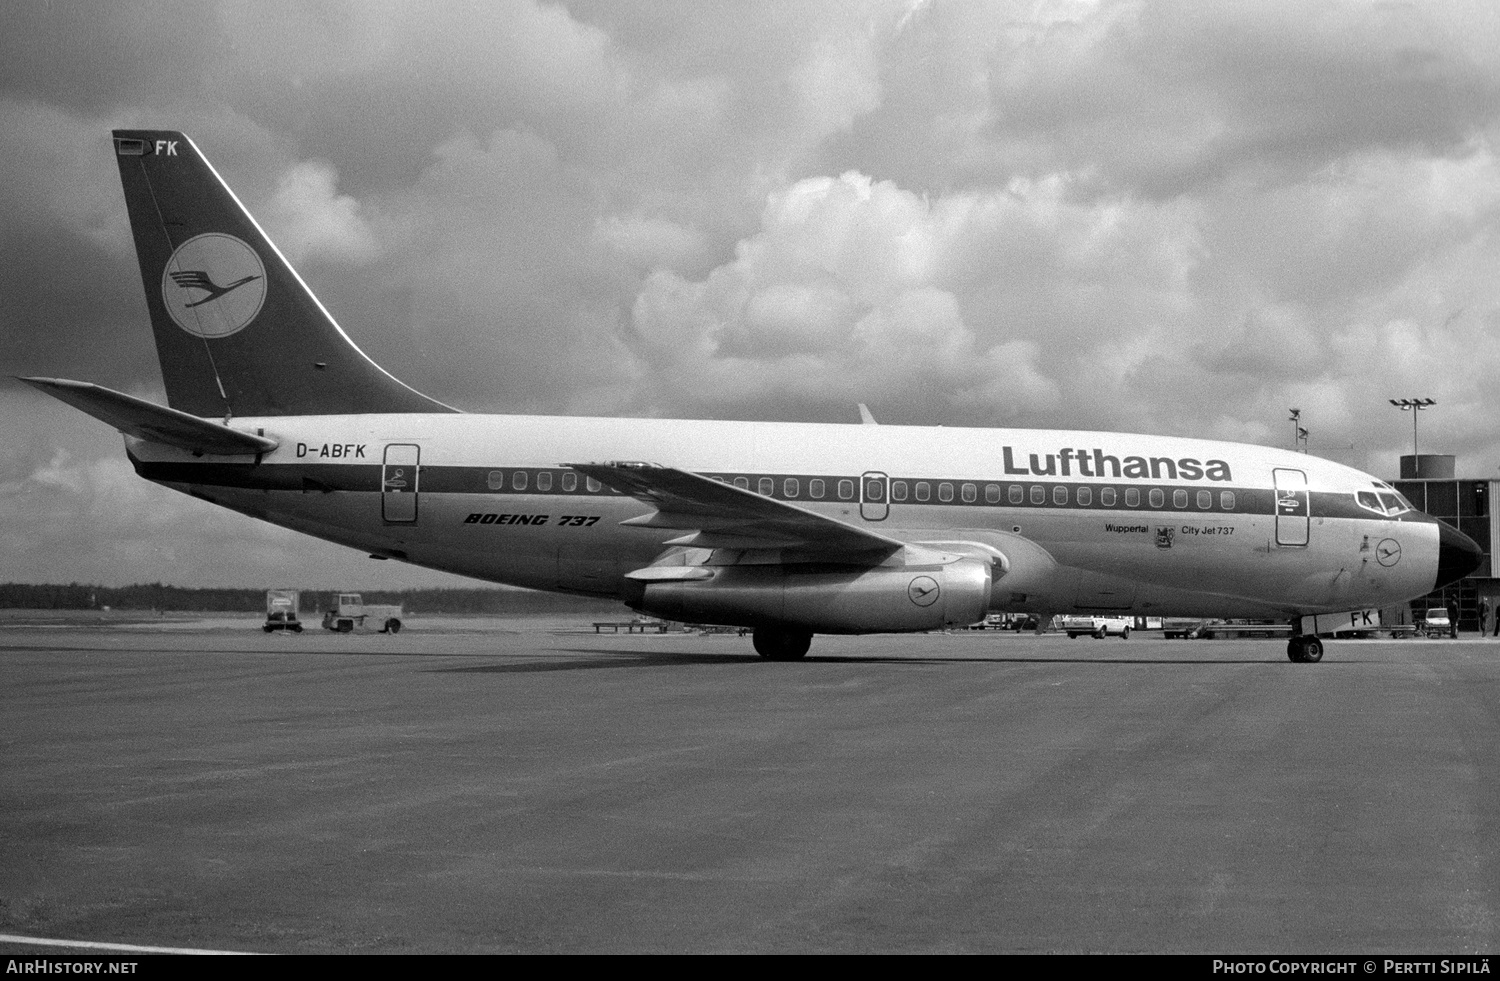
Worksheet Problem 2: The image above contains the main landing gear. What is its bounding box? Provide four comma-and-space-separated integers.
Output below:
1286, 635, 1324, 663
752, 627, 812, 661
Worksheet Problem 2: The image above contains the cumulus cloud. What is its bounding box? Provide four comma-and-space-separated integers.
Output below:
261, 160, 381, 266
624, 171, 1067, 421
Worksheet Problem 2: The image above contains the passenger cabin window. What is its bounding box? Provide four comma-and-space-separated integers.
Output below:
586, 477, 601, 493
1030, 485, 1046, 504
512, 471, 528, 491
866, 480, 884, 501
938, 483, 954, 503
1220, 491, 1235, 510
1125, 488, 1140, 507
838, 479, 854, 500
810, 478, 825, 499
891, 481, 908, 501
1101, 487, 1117, 507
916, 482, 930, 502
758, 477, 774, 496
1053, 485, 1068, 505
734, 477, 749, 490
1196, 490, 1211, 509
1149, 488, 1165, 507
537, 472, 553, 492
986, 484, 1001, 504
1009, 485, 1024, 504
487, 471, 505, 490
961, 483, 976, 503
784, 478, 800, 498
1077, 486, 1092, 506
562, 472, 577, 492
1172, 489, 1187, 509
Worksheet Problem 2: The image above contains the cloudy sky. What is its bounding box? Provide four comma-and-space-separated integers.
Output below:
4, 0, 1500, 589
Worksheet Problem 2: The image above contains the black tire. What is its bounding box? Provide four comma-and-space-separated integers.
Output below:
1120, 627, 1131, 640
385, 619, 401, 634
1093, 627, 1106, 639
1286, 637, 1324, 662
263, 625, 274, 633
337, 619, 353, 633
752, 627, 812, 661
1067, 633, 1079, 639
292, 624, 303, 633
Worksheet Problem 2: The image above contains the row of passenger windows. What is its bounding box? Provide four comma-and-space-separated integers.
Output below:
485, 469, 1237, 511
728, 476, 856, 499
880, 480, 1234, 511
487, 470, 608, 493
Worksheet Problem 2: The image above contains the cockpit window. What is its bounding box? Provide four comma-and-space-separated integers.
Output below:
1358, 485, 1412, 516
1378, 492, 1411, 515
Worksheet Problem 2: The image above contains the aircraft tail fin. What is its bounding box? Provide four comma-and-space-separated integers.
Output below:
111, 130, 455, 418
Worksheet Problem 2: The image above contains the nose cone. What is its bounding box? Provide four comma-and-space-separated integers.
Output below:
1436, 520, 1485, 589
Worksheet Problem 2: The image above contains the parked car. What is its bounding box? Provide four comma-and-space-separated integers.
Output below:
1060, 615, 1132, 639
1421, 607, 1452, 638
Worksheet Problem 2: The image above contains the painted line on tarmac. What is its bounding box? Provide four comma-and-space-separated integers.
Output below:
0, 933, 257, 955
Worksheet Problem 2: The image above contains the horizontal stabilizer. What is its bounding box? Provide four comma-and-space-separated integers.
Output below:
20, 377, 278, 456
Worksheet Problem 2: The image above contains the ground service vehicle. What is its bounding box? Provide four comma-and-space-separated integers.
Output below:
1162, 618, 1212, 639
322, 593, 404, 634
1060, 615, 1132, 639
1422, 607, 1452, 639
263, 589, 302, 632
22, 130, 1487, 664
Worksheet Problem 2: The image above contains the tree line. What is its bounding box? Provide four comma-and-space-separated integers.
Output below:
0, 582, 620, 614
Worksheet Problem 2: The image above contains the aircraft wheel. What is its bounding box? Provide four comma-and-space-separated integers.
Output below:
1286, 637, 1324, 662
753, 627, 812, 661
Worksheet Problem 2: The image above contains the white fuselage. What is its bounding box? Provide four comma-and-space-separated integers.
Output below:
126, 414, 1442, 621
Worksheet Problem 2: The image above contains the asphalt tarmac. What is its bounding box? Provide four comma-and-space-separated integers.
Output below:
1, 616, 1497, 954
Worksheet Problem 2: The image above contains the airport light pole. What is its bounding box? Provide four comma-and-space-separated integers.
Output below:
1389, 398, 1436, 457
1288, 408, 1308, 453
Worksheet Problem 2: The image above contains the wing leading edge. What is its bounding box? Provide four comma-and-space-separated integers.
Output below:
564, 461, 905, 555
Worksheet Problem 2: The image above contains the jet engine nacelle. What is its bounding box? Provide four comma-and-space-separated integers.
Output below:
628, 559, 993, 634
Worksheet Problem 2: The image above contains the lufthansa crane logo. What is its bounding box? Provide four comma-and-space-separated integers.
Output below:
1376, 538, 1402, 567
907, 575, 940, 607
161, 233, 266, 339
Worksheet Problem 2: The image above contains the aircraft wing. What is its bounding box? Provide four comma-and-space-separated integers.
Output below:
20, 377, 279, 456
565, 461, 904, 555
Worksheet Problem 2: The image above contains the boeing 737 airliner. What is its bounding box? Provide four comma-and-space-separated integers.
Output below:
22, 131, 1485, 661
